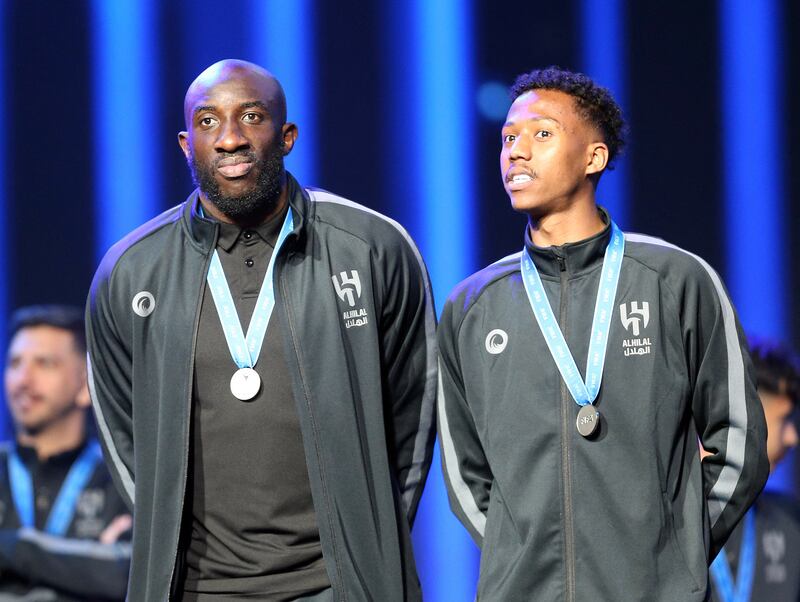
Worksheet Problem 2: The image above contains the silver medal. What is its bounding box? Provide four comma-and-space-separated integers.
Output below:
576, 404, 600, 437
230, 368, 261, 401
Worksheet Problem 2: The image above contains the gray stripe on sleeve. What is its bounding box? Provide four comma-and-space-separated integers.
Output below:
625, 233, 747, 528
437, 360, 486, 537
86, 356, 135, 505
307, 190, 437, 518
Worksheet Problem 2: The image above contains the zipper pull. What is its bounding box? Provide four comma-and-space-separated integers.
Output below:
556, 255, 566, 272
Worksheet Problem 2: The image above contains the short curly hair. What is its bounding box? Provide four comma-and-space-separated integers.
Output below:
510, 66, 627, 169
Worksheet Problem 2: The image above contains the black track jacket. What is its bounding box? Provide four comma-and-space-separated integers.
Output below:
437, 213, 769, 601
86, 175, 437, 601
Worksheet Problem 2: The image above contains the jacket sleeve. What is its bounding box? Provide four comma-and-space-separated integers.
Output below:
436, 296, 492, 546
0, 527, 131, 600
378, 228, 438, 527
686, 260, 769, 558
86, 262, 136, 510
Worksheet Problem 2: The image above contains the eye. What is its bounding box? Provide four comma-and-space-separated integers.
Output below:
242, 112, 262, 123
502, 133, 516, 144
198, 116, 217, 128
535, 130, 552, 139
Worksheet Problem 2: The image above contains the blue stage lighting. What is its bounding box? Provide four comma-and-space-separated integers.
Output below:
91, 0, 160, 258
580, 0, 629, 228
390, 2, 480, 600
720, 0, 786, 340
477, 81, 511, 122
250, 0, 317, 186
721, 0, 789, 495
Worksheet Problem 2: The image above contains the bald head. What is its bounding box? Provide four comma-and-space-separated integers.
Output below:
183, 59, 287, 129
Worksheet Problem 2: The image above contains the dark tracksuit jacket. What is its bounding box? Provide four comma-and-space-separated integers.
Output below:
437, 214, 769, 601
0, 440, 131, 601
85, 175, 437, 601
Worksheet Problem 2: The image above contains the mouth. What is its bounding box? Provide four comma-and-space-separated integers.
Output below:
11, 393, 40, 412
216, 155, 254, 179
505, 168, 536, 191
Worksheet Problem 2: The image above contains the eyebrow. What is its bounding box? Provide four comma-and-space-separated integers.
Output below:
239, 100, 270, 113
192, 100, 271, 117
503, 116, 562, 129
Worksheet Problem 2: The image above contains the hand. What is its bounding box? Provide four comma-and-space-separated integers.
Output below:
99, 514, 132, 544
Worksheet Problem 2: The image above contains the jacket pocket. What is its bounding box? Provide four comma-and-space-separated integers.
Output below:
662, 492, 704, 594
477, 487, 524, 600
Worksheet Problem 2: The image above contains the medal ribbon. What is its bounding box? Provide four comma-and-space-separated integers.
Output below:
8, 439, 103, 535
205, 208, 294, 370
710, 509, 756, 602
520, 222, 624, 407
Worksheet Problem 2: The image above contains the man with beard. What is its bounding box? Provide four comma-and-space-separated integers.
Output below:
0, 305, 130, 601
86, 60, 436, 601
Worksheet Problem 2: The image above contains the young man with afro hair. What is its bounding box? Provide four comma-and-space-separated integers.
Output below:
437, 66, 769, 600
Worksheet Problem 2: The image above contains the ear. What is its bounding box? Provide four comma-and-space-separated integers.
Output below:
178, 131, 191, 160
76, 379, 91, 410
585, 141, 609, 176
281, 122, 298, 156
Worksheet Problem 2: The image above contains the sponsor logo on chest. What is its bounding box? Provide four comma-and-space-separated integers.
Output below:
619, 301, 654, 356
332, 269, 369, 329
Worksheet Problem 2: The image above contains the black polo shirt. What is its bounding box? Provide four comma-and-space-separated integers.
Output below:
181, 205, 329, 600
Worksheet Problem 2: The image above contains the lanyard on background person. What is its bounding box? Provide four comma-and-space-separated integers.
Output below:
204, 206, 294, 401
8, 439, 103, 536
710, 509, 756, 602
520, 222, 625, 437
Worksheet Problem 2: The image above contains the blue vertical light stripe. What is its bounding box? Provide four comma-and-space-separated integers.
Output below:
721, 0, 788, 493
411, 0, 477, 304
91, 0, 159, 258
400, 2, 479, 601
720, 0, 785, 340
250, 0, 317, 186
579, 0, 629, 228
0, 0, 10, 440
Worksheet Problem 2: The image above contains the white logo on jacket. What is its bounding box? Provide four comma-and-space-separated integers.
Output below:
332, 270, 368, 329
132, 291, 156, 317
619, 301, 649, 336
485, 329, 508, 354
620, 301, 653, 357
332, 270, 362, 307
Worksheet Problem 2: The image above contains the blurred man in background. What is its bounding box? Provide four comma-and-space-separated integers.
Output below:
0, 305, 130, 601
711, 340, 800, 602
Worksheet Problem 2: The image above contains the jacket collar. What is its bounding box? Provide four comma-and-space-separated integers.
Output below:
182, 171, 310, 252
523, 206, 613, 278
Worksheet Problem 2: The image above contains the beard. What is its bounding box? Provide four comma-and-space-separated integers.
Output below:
190, 145, 284, 223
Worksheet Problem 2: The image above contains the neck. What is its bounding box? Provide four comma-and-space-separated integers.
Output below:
528, 201, 605, 247
18, 411, 86, 461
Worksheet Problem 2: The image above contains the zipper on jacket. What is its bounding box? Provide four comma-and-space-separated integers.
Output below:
168, 246, 216, 598
556, 252, 576, 602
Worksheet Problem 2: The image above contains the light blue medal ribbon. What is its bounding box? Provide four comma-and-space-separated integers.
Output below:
8, 439, 103, 536
520, 222, 624, 434
205, 207, 294, 399
710, 509, 756, 602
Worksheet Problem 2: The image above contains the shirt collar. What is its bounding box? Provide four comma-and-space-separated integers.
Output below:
201, 200, 290, 252
523, 206, 614, 278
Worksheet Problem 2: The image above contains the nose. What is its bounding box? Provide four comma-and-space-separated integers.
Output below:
215, 118, 249, 153
508, 134, 531, 162
785, 422, 799, 449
